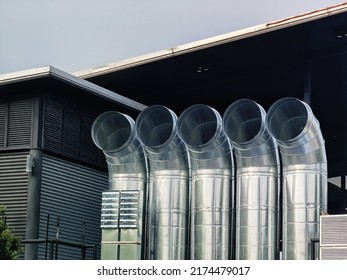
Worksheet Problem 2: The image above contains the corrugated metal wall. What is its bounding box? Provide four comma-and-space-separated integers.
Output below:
0, 152, 29, 239
38, 154, 108, 259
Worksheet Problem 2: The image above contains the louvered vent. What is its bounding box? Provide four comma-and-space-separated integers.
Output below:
320, 214, 347, 260
321, 247, 347, 260
63, 106, 81, 158
321, 215, 347, 245
101, 191, 139, 229
8, 99, 32, 147
43, 98, 105, 167
44, 99, 63, 152
81, 115, 102, 163
0, 152, 29, 239
0, 104, 6, 147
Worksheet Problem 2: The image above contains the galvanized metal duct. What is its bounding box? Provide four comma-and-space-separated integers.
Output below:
135, 105, 190, 260
222, 99, 280, 260
177, 104, 234, 260
266, 97, 327, 260
91, 111, 147, 260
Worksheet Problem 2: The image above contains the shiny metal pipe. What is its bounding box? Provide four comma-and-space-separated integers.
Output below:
91, 111, 147, 260
136, 105, 189, 260
266, 97, 327, 260
223, 99, 280, 260
178, 104, 234, 260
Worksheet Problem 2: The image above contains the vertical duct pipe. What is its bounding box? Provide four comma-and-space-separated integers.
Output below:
91, 111, 147, 260
266, 97, 327, 260
135, 105, 189, 260
177, 104, 234, 260
223, 99, 280, 260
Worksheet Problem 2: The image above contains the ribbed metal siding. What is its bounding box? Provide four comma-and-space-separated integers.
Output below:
0, 152, 29, 239
38, 154, 108, 259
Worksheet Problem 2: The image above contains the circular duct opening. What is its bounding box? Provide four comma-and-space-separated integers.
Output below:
91, 111, 133, 152
223, 99, 263, 144
178, 104, 219, 147
267, 97, 308, 142
136, 105, 175, 148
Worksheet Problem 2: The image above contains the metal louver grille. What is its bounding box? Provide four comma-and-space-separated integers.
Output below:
8, 99, 32, 147
0, 152, 29, 239
101, 191, 139, 229
321, 215, 347, 245
43, 98, 105, 167
63, 107, 81, 158
320, 214, 347, 260
44, 99, 63, 151
0, 104, 6, 147
81, 115, 101, 163
321, 247, 347, 260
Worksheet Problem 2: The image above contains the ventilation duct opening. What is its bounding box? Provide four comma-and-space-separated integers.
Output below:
91, 111, 147, 260
136, 105, 189, 260
266, 97, 327, 260
178, 104, 234, 260
223, 99, 280, 260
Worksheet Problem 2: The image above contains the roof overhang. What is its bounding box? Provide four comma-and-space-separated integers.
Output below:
0, 66, 147, 112
75, 2, 347, 79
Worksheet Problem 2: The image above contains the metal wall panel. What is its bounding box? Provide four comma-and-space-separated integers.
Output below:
38, 154, 108, 259
0, 151, 29, 239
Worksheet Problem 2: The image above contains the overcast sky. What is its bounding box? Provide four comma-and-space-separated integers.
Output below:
0, 0, 345, 75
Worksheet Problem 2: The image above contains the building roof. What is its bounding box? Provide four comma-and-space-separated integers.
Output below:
71, 2, 347, 114
0, 66, 146, 112
75, 2, 347, 79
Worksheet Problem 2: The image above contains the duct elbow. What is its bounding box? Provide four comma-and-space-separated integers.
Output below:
177, 104, 233, 169
91, 111, 146, 171
266, 97, 327, 165
135, 105, 188, 170
223, 99, 279, 167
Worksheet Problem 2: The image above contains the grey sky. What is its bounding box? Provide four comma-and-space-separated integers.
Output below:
0, 0, 345, 74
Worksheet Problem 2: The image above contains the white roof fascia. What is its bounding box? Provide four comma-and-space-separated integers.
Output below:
0, 66, 147, 112
0, 66, 51, 85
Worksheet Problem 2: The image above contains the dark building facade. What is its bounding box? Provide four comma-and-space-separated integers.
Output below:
0, 67, 145, 259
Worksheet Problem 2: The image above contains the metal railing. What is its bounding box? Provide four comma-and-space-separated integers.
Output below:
22, 214, 98, 260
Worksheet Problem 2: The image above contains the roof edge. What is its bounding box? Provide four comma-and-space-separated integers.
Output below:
0, 66, 52, 85
0, 65, 147, 112
74, 2, 347, 79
